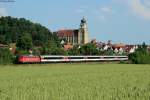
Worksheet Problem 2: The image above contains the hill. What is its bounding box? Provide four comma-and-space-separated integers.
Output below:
0, 16, 60, 54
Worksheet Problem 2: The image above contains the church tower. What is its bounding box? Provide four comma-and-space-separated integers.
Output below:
78, 17, 89, 44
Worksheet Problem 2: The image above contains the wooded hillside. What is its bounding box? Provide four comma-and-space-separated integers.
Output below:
0, 16, 60, 48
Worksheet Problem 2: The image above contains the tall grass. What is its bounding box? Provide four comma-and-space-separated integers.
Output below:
0, 64, 150, 100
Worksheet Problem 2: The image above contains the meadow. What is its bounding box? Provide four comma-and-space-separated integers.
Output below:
0, 64, 150, 100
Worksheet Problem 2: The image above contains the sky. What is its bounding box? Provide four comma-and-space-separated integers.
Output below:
0, 0, 150, 44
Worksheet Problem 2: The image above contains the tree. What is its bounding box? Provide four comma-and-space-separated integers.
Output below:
79, 43, 99, 55
51, 48, 67, 55
68, 45, 80, 55
0, 48, 13, 64
129, 42, 150, 64
16, 32, 33, 50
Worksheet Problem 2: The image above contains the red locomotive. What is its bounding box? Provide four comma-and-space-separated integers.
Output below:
17, 55, 41, 63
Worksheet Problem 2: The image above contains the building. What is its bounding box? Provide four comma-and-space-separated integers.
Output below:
56, 17, 89, 45
0, 44, 8, 48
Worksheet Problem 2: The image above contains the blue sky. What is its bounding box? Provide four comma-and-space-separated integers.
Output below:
0, 0, 150, 44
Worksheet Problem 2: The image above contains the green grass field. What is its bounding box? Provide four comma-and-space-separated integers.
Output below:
0, 64, 150, 100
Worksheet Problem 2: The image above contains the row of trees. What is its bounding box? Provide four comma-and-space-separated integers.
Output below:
68, 43, 99, 55
15, 42, 122, 56
68, 43, 112, 55
1, 42, 149, 64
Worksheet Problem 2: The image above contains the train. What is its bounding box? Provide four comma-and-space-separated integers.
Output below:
16, 55, 128, 64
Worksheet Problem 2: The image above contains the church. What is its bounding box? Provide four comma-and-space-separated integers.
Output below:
55, 17, 89, 45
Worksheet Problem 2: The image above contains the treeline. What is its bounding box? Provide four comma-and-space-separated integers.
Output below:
68, 43, 114, 55
129, 43, 150, 64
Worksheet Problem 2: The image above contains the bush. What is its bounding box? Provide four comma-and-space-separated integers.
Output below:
0, 48, 13, 64
15, 49, 30, 55
119, 60, 127, 64
129, 43, 150, 64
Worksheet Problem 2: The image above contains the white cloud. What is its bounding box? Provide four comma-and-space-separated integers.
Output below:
130, 0, 150, 20
93, 6, 112, 22
114, 0, 150, 20
0, 7, 8, 17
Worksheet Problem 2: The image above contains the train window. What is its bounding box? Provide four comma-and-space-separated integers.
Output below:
117, 56, 127, 58
103, 56, 127, 59
87, 57, 100, 59
68, 57, 84, 59
103, 57, 115, 59
43, 57, 63, 59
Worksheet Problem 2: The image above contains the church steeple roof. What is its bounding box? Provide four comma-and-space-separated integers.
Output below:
81, 16, 86, 23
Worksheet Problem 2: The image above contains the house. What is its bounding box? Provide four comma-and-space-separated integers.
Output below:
63, 43, 73, 51
125, 45, 138, 54
0, 44, 8, 48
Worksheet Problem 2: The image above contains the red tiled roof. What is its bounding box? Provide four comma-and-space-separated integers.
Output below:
112, 43, 126, 48
56, 29, 78, 37
63, 44, 73, 51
